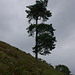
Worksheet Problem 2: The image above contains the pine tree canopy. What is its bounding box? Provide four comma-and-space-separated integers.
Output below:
25, 0, 52, 23
27, 23, 56, 55
26, 0, 56, 57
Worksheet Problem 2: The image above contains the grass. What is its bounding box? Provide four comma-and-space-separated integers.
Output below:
0, 41, 67, 75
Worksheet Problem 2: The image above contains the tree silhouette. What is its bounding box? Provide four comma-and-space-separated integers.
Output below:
55, 65, 71, 75
25, 0, 56, 67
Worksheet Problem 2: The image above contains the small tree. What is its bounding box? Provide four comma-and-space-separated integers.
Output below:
25, 0, 56, 67
55, 65, 71, 75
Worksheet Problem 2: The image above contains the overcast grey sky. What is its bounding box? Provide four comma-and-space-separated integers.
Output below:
0, 0, 75, 74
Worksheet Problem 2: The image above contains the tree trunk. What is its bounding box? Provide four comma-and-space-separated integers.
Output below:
35, 18, 38, 68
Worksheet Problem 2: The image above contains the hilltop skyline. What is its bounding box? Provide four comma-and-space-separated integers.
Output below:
0, 0, 75, 74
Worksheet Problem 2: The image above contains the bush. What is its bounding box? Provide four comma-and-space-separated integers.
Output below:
55, 64, 71, 75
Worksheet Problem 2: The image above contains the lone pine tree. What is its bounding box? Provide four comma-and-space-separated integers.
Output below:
25, 0, 56, 67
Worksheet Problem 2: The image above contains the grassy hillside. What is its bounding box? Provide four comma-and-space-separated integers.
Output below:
0, 41, 66, 75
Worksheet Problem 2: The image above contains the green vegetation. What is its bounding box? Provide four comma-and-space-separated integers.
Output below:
0, 41, 67, 75
55, 64, 71, 75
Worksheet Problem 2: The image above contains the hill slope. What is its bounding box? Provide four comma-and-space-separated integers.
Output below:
0, 41, 66, 75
